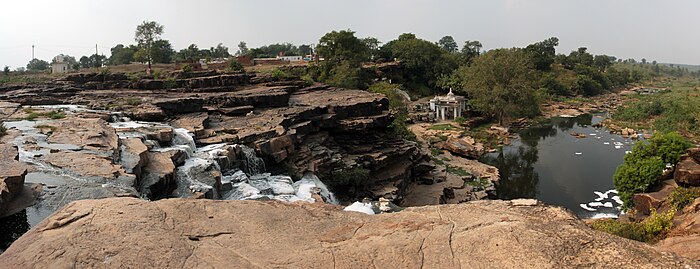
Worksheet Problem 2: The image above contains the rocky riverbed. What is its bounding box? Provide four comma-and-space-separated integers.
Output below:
0, 70, 448, 250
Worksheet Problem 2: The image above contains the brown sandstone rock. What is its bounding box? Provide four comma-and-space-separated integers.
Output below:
42, 152, 124, 180
138, 151, 177, 200
0, 143, 28, 216
632, 179, 677, 215
674, 155, 700, 186
44, 117, 118, 154
442, 136, 485, 159
0, 198, 696, 268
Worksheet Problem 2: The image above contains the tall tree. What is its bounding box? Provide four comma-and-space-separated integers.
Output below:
210, 43, 230, 58
236, 41, 249, 56
317, 30, 369, 66
26, 58, 50, 71
362, 37, 381, 60
461, 40, 482, 63
175, 44, 201, 62
438, 36, 458, 53
109, 44, 138, 65
459, 48, 538, 125
524, 37, 559, 71
134, 21, 165, 70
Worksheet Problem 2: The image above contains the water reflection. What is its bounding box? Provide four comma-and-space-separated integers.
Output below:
481, 114, 628, 218
0, 210, 30, 252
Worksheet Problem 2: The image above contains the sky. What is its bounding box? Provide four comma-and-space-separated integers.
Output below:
1, 0, 699, 69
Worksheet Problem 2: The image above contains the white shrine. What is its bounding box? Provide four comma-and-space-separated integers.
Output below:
429, 88, 467, 121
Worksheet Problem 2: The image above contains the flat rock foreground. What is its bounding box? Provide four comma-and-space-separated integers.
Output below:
0, 198, 696, 268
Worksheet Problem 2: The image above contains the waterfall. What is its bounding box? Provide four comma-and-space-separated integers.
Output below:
239, 145, 266, 175
172, 128, 197, 157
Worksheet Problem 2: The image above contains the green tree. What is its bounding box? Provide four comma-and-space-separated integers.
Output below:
3, 66, 9, 75
362, 37, 381, 60
228, 59, 244, 72
134, 20, 165, 70
317, 30, 369, 66
109, 44, 138, 65
236, 41, 249, 56
461, 40, 482, 63
614, 132, 692, 209
27, 58, 50, 71
524, 37, 558, 71
175, 44, 201, 62
380, 33, 457, 94
459, 48, 539, 125
150, 40, 175, 64
210, 43, 230, 58
438, 36, 458, 53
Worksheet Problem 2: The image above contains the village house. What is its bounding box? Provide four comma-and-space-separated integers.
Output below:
51, 54, 73, 74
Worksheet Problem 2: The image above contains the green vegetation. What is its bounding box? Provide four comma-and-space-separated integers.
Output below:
228, 59, 244, 72
26, 58, 50, 71
329, 167, 371, 187
458, 48, 540, 124
466, 177, 491, 191
590, 209, 675, 242
612, 78, 700, 140
135, 20, 165, 70
668, 187, 700, 211
613, 132, 692, 209
124, 97, 143, 106
368, 82, 415, 141
445, 164, 472, 177
429, 124, 461, 131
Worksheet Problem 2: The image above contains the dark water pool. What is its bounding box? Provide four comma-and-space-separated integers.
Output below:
480, 114, 633, 218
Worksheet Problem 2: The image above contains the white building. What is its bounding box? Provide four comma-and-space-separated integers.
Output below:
51, 55, 73, 74
429, 88, 467, 121
276, 55, 303, 62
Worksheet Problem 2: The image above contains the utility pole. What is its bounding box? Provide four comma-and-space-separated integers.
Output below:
95, 44, 98, 56
32, 44, 35, 60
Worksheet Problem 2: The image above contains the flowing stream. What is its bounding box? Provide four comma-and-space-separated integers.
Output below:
0, 105, 337, 252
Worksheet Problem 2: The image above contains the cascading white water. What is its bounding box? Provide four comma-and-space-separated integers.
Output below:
172, 128, 197, 157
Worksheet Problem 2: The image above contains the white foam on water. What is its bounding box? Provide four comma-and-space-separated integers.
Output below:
612, 196, 623, 205
575, 152, 582, 155
580, 204, 596, 211
603, 202, 614, 208
344, 202, 375, 215
589, 202, 604, 207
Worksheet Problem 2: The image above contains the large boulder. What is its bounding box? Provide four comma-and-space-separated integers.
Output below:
442, 136, 486, 159
0, 198, 696, 268
674, 155, 700, 186
118, 138, 148, 179
44, 117, 119, 155
138, 151, 177, 200
0, 143, 28, 217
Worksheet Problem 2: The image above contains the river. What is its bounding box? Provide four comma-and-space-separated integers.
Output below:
480, 114, 633, 218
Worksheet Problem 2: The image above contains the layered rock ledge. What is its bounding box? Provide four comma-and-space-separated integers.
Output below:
0, 198, 695, 268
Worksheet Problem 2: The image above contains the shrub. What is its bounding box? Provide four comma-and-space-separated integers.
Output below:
47, 111, 66, 120
590, 208, 675, 242
228, 59, 244, 72
0, 122, 6, 137
329, 167, 371, 187
613, 132, 692, 209
181, 64, 193, 73
25, 112, 39, 121
668, 187, 700, 211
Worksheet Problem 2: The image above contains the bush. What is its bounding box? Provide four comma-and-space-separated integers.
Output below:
591, 209, 675, 242
0, 122, 6, 137
228, 59, 244, 72
329, 167, 371, 187
613, 132, 692, 209
668, 187, 700, 211
181, 64, 193, 73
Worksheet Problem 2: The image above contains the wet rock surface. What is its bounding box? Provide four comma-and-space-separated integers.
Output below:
0, 198, 697, 269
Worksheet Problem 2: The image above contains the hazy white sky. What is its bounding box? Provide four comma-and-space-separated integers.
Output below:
2, 0, 699, 69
